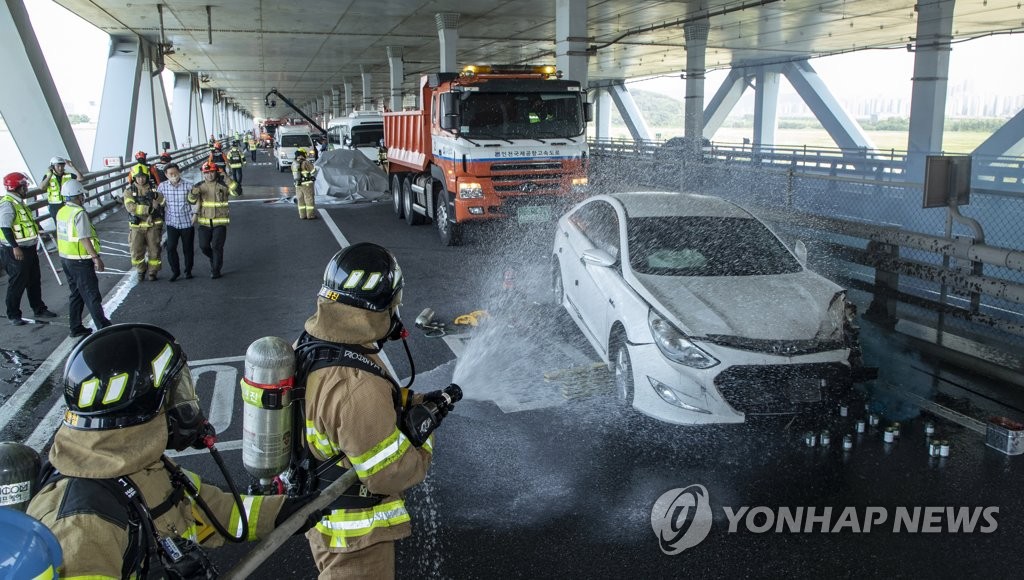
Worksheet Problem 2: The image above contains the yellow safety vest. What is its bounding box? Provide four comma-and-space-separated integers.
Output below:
0, 194, 39, 246
45, 173, 74, 204
56, 204, 100, 259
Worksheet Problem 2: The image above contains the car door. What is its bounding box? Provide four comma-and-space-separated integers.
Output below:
564, 201, 621, 353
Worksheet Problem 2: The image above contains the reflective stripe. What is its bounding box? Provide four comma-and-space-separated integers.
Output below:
63, 575, 120, 580
349, 427, 410, 479
229, 495, 263, 541
423, 434, 434, 454
196, 217, 230, 227
0, 194, 39, 245
314, 500, 410, 548
31, 565, 57, 580
305, 419, 341, 458
205, 201, 229, 208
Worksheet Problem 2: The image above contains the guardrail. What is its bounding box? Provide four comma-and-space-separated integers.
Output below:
23, 142, 211, 226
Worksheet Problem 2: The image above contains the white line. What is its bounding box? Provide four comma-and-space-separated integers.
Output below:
190, 355, 246, 366
317, 208, 399, 379
228, 197, 283, 203
3, 269, 138, 438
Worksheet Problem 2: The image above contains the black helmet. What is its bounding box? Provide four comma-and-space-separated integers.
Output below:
319, 243, 403, 312
62, 324, 206, 450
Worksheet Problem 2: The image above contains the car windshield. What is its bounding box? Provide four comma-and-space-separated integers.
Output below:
458, 92, 584, 139
280, 134, 312, 148
627, 216, 802, 276
350, 124, 384, 147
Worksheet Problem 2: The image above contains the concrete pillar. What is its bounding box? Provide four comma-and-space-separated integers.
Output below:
92, 36, 143, 169
332, 86, 342, 118
595, 88, 612, 141
153, 64, 175, 150
436, 13, 459, 73
131, 42, 158, 157
387, 46, 404, 112
0, 0, 88, 172
201, 89, 214, 140
753, 68, 780, 149
907, 0, 956, 177
344, 82, 353, 115
703, 68, 747, 138
555, 0, 588, 85
361, 69, 372, 111
323, 93, 331, 122
172, 73, 199, 147
683, 19, 709, 149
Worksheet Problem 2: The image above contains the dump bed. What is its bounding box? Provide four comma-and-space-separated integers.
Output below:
383, 109, 430, 172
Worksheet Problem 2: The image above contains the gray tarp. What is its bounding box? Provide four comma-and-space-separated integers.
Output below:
313, 149, 389, 202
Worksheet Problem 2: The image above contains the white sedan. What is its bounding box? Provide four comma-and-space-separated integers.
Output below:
551, 191, 858, 424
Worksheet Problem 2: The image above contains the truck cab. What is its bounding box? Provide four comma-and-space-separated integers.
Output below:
327, 111, 385, 162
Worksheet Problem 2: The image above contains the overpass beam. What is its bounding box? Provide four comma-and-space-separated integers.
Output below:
131, 42, 158, 156
361, 69, 372, 111
172, 73, 201, 147
323, 93, 331, 122
555, 0, 588, 86
972, 106, 1024, 158
683, 19, 709, 149
753, 67, 780, 149
344, 81, 353, 115
436, 13, 459, 73
92, 36, 143, 169
594, 88, 612, 140
782, 60, 874, 151
604, 80, 652, 142
201, 89, 214, 141
702, 68, 748, 138
153, 63, 175, 150
0, 0, 88, 172
907, 0, 956, 176
387, 46, 404, 112
332, 86, 342, 118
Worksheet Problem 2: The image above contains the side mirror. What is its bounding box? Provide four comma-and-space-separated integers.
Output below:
581, 248, 615, 268
794, 240, 808, 265
439, 93, 460, 131
583, 102, 593, 123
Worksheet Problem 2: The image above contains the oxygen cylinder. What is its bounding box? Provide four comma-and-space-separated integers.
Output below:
0, 442, 41, 512
240, 337, 296, 484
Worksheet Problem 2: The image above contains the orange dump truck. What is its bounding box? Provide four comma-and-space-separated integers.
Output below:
383, 65, 590, 245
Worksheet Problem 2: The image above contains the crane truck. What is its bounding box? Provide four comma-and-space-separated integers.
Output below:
383, 65, 591, 245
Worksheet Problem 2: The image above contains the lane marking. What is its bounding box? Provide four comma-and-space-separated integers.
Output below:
191, 355, 246, 366
168, 439, 243, 458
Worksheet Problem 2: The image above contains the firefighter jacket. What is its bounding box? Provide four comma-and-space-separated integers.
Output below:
42, 171, 75, 203
208, 151, 228, 170
123, 183, 165, 229
188, 180, 238, 227
293, 159, 317, 186
27, 413, 286, 579
301, 298, 434, 552
227, 148, 245, 169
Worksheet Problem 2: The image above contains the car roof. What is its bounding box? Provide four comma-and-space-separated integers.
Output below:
600, 191, 752, 218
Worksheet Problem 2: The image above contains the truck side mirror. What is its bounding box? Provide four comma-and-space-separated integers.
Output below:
439, 93, 460, 131
583, 102, 593, 123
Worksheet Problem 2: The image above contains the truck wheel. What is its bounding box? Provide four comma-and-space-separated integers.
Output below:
391, 174, 404, 219
436, 187, 462, 246
403, 177, 425, 226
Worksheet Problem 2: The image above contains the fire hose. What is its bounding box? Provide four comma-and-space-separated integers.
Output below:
223, 468, 357, 580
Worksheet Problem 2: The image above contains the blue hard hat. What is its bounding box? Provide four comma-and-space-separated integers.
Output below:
0, 507, 63, 579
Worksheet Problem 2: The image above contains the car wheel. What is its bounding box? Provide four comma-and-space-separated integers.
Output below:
392, 174, 404, 218
551, 257, 564, 306
436, 186, 462, 246
403, 177, 425, 226
613, 339, 635, 407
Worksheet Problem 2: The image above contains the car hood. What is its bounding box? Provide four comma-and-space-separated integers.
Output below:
632, 270, 842, 340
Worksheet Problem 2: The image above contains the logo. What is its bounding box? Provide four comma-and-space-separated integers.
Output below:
519, 182, 539, 193
650, 484, 713, 555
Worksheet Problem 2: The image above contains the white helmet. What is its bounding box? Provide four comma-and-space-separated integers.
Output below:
61, 179, 85, 199
49, 156, 66, 166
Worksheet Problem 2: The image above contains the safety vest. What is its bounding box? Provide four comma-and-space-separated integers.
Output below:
228, 149, 244, 168
0, 193, 39, 247
56, 204, 100, 259
44, 173, 74, 204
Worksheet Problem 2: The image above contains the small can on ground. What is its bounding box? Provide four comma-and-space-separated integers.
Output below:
924, 421, 936, 436
891, 422, 901, 438
842, 434, 854, 451
855, 419, 866, 434
939, 440, 951, 457
820, 431, 831, 446
804, 432, 817, 447
869, 414, 880, 427
883, 428, 895, 443
839, 405, 848, 417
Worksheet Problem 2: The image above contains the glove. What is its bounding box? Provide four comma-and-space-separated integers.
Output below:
274, 491, 322, 534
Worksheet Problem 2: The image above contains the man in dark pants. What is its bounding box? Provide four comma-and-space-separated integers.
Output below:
55, 180, 111, 337
156, 163, 195, 281
1, 172, 58, 325
188, 162, 238, 279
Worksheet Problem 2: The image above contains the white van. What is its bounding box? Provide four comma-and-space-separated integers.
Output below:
326, 111, 384, 162
275, 126, 315, 172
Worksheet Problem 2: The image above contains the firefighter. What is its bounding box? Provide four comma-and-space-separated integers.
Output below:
247, 134, 259, 160
208, 141, 229, 174
26, 323, 321, 579
40, 155, 76, 223
188, 162, 238, 279
228, 140, 246, 194
123, 165, 166, 281
293, 149, 317, 220
0, 508, 63, 578
1, 172, 57, 325
55, 180, 111, 337
153, 151, 173, 183
129, 150, 161, 188
298, 243, 446, 578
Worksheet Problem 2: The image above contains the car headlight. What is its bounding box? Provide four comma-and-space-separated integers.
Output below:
458, 182, 484, 199
827, 291, 855, 335
647, 310, 719, 369
571, 177, 588, 188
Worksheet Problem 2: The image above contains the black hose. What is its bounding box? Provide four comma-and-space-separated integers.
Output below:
402, 337, 415, 389
163, 448, 250, 543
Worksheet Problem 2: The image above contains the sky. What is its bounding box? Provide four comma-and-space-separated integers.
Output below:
20, 0, 1024, 120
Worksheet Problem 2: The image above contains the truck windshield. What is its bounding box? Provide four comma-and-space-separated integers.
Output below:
458, 92, 583, 140
350, 124, 384, 148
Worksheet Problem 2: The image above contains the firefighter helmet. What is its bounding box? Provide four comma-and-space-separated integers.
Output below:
319, 242, 403, 312
61, 324, 205, 451
130, 164, 150, 178
3, 172, 29, 192
134, 151, 147, 161
201, 162, 219, 173
214, 141, 223, 150
49, 156, 66, 166
294, 148, 306, 159
0, 509, 63, 578
159, 151, 172, 162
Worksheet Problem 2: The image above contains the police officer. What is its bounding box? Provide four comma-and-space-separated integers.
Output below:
123, 165, 166, 281
1, 172, 57, 325
26, 323, 320, 579
293, 149, 317, 220
40, 155, 76, 223
298, 244, 447, 578
228, 140, 246, 194
55, 180, 111, 337
188, 162, 238, 279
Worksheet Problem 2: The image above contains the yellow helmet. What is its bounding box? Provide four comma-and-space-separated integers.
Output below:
130, 164, 150, 178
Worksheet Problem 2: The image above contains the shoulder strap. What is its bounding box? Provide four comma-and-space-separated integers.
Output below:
293, 331, 400, 393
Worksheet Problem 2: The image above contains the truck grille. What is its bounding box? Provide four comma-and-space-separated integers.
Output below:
713, 363, 852, 414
